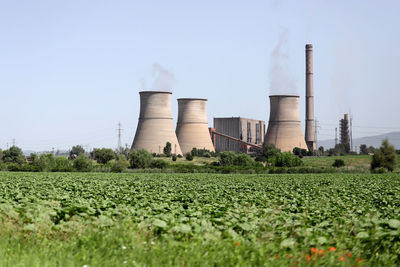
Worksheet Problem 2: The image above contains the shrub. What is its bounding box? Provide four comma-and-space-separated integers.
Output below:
53, 157, 73, 172
93, 148, 116, 164
185, 153, 194, 161
177, 154, 183, 158
172, 154, 177, 162
111, 155, 129, 173
163, 142, 172, 157
69, 145, 85, 159
273, 152, 303, 167
371, 139, 397, 172
73, 154, 93, 172
332, 159, 345, 168
151, 159, 169, 169
129, 149, 153, 169
233, 153, 255, 167
2, 146, 26, 165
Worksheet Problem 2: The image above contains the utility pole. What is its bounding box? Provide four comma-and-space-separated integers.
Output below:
335, 127, 338, 147
350, 113, 353, 152
117, 122, 123, 153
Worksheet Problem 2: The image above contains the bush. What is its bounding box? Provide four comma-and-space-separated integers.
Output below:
69, 145, 85, 159
73, 154, 93, 172
151, 159, 169, 169
163, 142, 172, 157
233, 153, 255, 167
219, 151, 235, 166
332, 159, 345, 168
371, 139, 397, 172
93, 148, 116, 164
185, 153, 194, 161
177, 154, 183, 158
129, 149, 153, 169
53, 157, 73, 172
2, 146, 26, 165
172, 154, 177, 162
273, 152, 303, 167
111, 155, 129, 173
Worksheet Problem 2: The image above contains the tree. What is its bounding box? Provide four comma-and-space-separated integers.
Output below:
2, 146, 26, 165
73, 154, 93, 172
185, 153, 194, 161
163, 142, 172, 157
111, 155, 130, 173
93, 148, 116, 164
371, 139, 397, 172
332, 159, 345, 168
0, 149, 3, 163
70, 145, 85, 158
359, 144, 368, 155
129, 149, 153, 168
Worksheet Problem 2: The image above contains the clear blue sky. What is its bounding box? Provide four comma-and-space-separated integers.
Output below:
1, 0, 399, 151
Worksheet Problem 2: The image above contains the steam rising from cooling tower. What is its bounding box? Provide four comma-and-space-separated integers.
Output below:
264, 95, 307, 152
131, 91, 182, 155
176, 98, 215, 154
305, 44, 315, 151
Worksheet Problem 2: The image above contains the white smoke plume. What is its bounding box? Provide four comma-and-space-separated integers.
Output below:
151, 63, 175, 91
269, 30, 297, 95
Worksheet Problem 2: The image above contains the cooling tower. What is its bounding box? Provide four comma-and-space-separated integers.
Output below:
264, 95, 308, 152
305, 44, 315, 151
131, 91, 182, 155
176, 98, 215, 154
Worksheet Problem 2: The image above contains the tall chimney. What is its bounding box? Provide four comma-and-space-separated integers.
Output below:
305, 44, 315, 151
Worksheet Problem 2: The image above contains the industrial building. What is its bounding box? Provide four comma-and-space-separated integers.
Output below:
213, 117, 265, 152
131, 91, 182, 155
264, 95, 308, 152
131, 43, 316, 155
340, 114, 350, 146
176, 98, 215, 154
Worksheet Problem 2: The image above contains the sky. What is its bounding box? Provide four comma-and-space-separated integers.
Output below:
0, 0, 399, 151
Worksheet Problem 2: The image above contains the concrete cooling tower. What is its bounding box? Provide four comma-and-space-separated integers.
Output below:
176, 98, 215, 154
131, 91, 182, 155
264, 95, 308, 152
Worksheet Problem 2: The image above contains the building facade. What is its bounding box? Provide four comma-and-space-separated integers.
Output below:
213, 117, 265, 152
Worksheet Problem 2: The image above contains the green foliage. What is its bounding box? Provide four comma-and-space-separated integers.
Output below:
232, 153, 255, 166
332, 159, 345, 168
293, 147, 308, 157
151, 159, 169, 169
163, 142, 172, 157
2, 146, 26, 165
219, 151, 236, 166
110, 155, 129, 173
360, 144, 375, 155
191, 148, 215, 158
371, 139, 397, 172
69, 145, 85, 158
172, 154, 177, 162
54, 157, 73, 172
0, 149, 2, 163
93, 148, 116, 164
273, 152, 303, 167
73, 154, 92, 172
185, 153, 193, 161
129, 149, 153, 169
0, 172, 400, 266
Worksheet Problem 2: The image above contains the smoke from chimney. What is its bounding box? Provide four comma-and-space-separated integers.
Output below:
269, 30, 297, 95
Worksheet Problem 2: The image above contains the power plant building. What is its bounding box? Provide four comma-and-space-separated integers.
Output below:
131, 91, 182, 155
176, 98, 215, 154
213, 117, 265, 152
264, 95, 308, 152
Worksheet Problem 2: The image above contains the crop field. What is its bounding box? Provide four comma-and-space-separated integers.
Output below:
1, 172, 400, 266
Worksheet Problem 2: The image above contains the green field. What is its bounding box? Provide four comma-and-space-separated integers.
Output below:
1, 172, 400, 266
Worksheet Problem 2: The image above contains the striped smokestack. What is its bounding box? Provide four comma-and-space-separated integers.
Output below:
305, 44, 315, 151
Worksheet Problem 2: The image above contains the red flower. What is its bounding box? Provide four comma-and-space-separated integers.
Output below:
356, 258, 362, 262
328, 247, 336, 252
347, 253, 352, 257
233, 242, 240, 246
274, 254, 279, 259
339, 256, 344, 261
311, 247, 318, 254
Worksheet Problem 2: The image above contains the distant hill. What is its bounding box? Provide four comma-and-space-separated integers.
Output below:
318, 131, 400, 150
